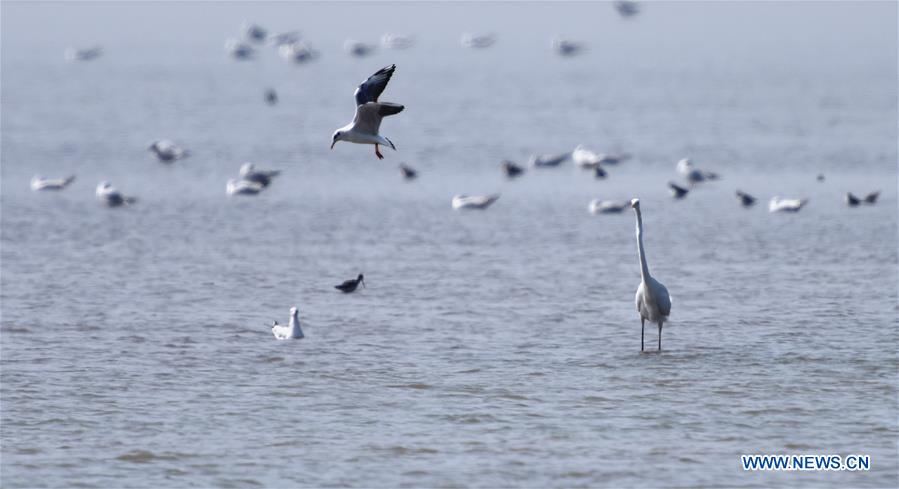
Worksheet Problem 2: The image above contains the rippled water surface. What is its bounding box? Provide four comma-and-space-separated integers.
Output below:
2, 2, 897, 488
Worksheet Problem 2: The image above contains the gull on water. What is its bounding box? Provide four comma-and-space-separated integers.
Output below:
239, 163, 280, 187
96, 181, 136, 207
452, 194, 500, 210
552, 38, 585, 56
279, 41, 317, 63
331, 64, 404, 160
735, 190, 757, 207
502, 160, 525, 179
589, 199, 628, 214
631, 198, 671, 351
241, 22, 267, 43
529, 152, 569, 168
461, 33, 496, 49
225, 38, 256, 60
572, 145, 628, 169
668, 182, 689, 199
31, 175, 75, 191
381, 33, 415, 50
272, 307, 304, 340
226, 179, 265, 196
344, 39, 376, 57
65, 46, 103, 62
149, 140, 189, 162
769, 197, 808, 213
335, 274, 365, 293
399, 164, 418, 180
676, 158, 719, 184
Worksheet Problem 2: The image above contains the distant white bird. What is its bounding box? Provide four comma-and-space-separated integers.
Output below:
676, 158, 719, 184
148, 140, 189, 162
572, 145, 626, 169
279, 41, 317, 63
344, 39, 376, 57
461, 33, 496, 49
331, 64, 404, 160
65, 46, 102, 62
96, 181, 136, 207
529, 152, 569, 168
588, 199, 628, 214
452, 194, 500, 210
272, 307, 304, 340
630, 199, 671, 351
552, 38, 585, 56
735, 190, 757, 207
31, 175, 75, 191
241, 22, 267, 43
225, 38, 256, 59
381, 33, 415, 50
226, 179, 265, 196
239, 163, 280, 187
768, 197, 808, 213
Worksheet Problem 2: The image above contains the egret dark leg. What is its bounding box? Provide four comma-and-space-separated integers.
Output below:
658, 321, 663, 350
375, 144, 384, 160
641, 318, 645, 351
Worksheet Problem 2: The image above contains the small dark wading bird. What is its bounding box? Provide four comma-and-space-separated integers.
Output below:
331, 64, 404, 160
335, 274, 365, 293
399, 164, 417, 180
630, 199, 671, 351
668, 182, 689, 199
735, 190, 757, 207
502, 160, 525, 178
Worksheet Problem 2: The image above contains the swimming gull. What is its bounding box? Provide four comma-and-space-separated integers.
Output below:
589, 199, 628, 214
226, 179, 265, 196
461, 33, 496, 49
676, 158, 719, 184
452, 194, 500, 210
239, 163, 280, 187
149, 140, 189, 162
271, 307, 304, 340
769, 197, 808, 213
331, 64, 404, 160
31, 175, 75, 191
96, 181, 136, 207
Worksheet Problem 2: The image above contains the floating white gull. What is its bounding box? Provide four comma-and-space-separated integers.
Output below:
241, 22, 267, 43
344, 39, 376, 57
769, 197, 807, 213
225, 38, 256, 60
331, 64, 404, 160
529, 152, 569, 168
572, 145, 620, 169
589, 199, 628, 214
96, 181, 136, 207
676, 158, 719, 184
279, 41, 317, 63
65, 46, 102, 62
226, 179, 265, 196
381, 33, 415, 50
31, 175, 75, 191
452, 194, 499, 210
272, 307, 304, 340
148, 140, 189, 162
239, 163, 280, 187
461, 33, 496, 49
552, 38, 585, 56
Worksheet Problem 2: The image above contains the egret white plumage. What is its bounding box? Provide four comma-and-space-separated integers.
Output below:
630, 199, 671, 351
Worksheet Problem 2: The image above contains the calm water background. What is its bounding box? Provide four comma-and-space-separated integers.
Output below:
2, 2, 897, 487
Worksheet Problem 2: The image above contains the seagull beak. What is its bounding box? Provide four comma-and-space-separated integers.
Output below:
330, 141, 336, 150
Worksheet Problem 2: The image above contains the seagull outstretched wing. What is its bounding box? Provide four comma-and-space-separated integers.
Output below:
352, 102, 404, 134
354, 64, 396, 106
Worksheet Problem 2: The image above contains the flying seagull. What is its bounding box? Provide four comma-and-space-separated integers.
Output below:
331, 64, 404, 160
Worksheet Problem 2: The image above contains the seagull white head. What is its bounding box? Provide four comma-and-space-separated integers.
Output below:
330, 130, 344, 149
239, 162, 255, 176
630, 198, 640, 209
290, 306, 298, 316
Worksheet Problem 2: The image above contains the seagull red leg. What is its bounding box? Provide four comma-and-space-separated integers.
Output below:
375, 144, 384, 160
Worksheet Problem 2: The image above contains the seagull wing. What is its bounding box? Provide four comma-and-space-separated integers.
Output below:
354, 64, 396, 106
352, 102, 404, 134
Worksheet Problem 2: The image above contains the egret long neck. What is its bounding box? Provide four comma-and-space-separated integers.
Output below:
289, 311, 299, 329
635, 209, 651, 282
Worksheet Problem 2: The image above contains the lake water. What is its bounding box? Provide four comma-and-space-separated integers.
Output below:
1, 2, 897, 487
